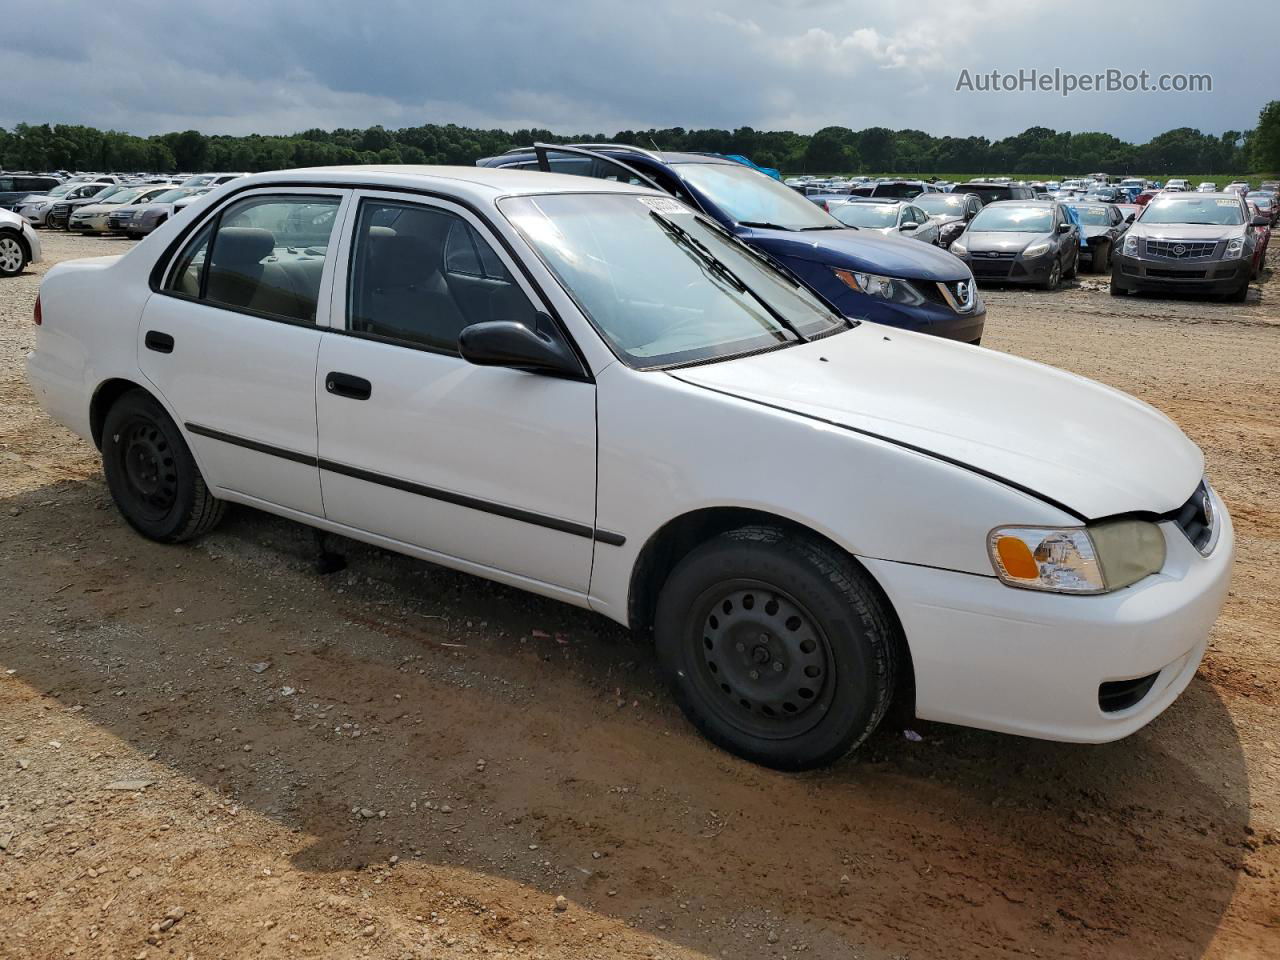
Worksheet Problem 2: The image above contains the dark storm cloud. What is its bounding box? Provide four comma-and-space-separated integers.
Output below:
3, 0, 1271, 139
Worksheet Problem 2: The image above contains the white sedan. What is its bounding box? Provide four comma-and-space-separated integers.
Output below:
1, 207, 41, 277
27, 166, 1233, 769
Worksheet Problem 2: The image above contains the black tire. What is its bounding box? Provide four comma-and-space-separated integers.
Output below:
1040, 257, 1062, 291
1227, 280, 1250, 303
654, 526, 898, 770
101, 389, 224, 543
1092, 243, 1110, 274
0, 230, 27, 277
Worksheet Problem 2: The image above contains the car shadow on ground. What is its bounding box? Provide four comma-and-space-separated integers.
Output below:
0, 478, 1255, 959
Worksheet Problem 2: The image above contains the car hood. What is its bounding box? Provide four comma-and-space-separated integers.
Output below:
747, 227, 970, 282
670, 327, 1203, 519
1129, 222, 1243, 240
961, 231, 1048, 253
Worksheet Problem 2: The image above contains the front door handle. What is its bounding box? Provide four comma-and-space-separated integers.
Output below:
145, 330, 174, 354
325, 372, 372, 401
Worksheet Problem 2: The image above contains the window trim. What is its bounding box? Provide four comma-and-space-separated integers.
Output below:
147, 178, 595, 383
155, 186, 352, 330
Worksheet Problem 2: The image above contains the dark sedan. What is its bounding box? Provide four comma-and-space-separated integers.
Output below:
913, 192, 983, 249
949, 200, 1080, 290
1065, 202, 1131, 273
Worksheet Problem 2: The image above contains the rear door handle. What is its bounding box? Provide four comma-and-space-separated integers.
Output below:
145, 330, 174, 354
325, 372, 372, 401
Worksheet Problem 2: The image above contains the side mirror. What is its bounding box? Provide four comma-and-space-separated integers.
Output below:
459, 319, 584, 379
1058, 222, 1074, 233
1125, 213, 1136, 223
1252, 215, 1270, 227
899, 222, 918, 231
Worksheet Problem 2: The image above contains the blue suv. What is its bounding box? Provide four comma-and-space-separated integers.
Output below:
476, 144, 985, 343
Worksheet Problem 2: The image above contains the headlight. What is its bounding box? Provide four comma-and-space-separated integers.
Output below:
1122, 234, 1139, 256
833, 269, 925, 305
1022, 241, 1051, 258
988, 519, 1166, 594
949, 239, 968, 256
1224, 237, 1245, 259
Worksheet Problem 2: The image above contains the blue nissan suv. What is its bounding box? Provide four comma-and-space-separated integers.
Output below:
476, 144, 985, 343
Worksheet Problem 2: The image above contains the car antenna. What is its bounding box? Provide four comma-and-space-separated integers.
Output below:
649, 137, 661, 152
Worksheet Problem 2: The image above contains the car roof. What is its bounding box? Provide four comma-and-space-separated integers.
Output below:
233, 165, 663, 201
845, 197, 905, 204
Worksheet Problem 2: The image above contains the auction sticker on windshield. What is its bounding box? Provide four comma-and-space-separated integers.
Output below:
638, 196, 691, 215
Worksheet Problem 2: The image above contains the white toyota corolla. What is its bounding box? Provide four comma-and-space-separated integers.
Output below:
26, 167, 1233, 769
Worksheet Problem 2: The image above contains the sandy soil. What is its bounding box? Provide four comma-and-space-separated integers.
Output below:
1, 232, 1278, 960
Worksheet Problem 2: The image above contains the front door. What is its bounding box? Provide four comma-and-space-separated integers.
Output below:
315, 192, 597, 594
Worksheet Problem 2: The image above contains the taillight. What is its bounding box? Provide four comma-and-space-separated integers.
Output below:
33, 292, 42, 326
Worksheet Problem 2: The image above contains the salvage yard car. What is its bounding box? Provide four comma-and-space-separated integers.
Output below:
1111, 192, 1264, 301
27, 166, 1234, 769
0, 205, 41, 276
950, 200, 1080, 289
480, 144, 985, 343
827, 198, 941, 244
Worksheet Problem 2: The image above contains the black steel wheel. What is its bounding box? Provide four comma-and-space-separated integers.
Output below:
102, 389, 225, 542
655, 526, 899, 770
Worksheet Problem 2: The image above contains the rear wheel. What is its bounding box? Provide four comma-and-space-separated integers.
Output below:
101, 389, 225, 543
654, 526, 898, 770
0, 232, 27, 277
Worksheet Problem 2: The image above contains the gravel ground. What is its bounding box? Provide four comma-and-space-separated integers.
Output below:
1, 231, 1278, 960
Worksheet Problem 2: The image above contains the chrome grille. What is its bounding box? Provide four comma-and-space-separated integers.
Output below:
935, 278, 977, 313
1145, 239, 1217, 260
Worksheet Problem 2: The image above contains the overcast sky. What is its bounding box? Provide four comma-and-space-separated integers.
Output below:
4, 0, 1271, 141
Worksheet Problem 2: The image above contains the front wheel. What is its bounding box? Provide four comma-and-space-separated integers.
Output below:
0, 232, 27, 277
1041, 258, 1062, 291
101, 389, 225, 543
654, 526, 899, 770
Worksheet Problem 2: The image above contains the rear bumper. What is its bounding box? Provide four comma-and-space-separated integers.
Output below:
1112, 254, 1249, 292
862, 491, 1233, 743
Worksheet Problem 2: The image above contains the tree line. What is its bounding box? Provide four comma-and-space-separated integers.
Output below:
3, 102, 1277, 175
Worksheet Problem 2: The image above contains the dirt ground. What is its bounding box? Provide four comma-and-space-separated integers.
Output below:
1, 231, 1278, 960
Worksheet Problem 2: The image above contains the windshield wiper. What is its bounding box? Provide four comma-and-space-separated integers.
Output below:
649, 210, 809, 343
737, 220, 794, 231
799, 224, 849, 231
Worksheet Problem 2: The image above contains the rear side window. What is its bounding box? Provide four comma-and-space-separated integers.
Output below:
347, 200, 538, 354
163, 194, 341, 323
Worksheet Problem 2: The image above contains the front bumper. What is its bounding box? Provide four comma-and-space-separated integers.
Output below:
18, 204, 50, 226
862, 492, 1233, 742
1112, 253, 1249, 293
70, 214, 110, 233
961, 250, 1056, 285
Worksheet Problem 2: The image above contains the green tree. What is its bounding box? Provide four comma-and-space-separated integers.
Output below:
1250, 101, 1280, 173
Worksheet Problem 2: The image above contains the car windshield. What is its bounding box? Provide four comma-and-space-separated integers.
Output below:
914, 194, 966, 215
99, 187, 147, 205
45, 183, 78, 198
1246, 193, 1272, 206
150, 187, 193, 204
871, 183, 922, 199
501, 193, 848, 368
830, 203, 899, 228
969, 205, 1053, 232
671, 161, 841, 231
1142, 196, 1244, 225
1067, 204, 1111, 226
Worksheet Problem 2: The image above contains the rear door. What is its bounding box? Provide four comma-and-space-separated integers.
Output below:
139, 188, 350, 516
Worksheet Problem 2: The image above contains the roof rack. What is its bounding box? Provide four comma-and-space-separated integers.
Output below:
500, 142, 663, 162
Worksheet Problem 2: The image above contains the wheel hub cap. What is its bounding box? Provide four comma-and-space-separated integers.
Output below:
697, 585, 833, 736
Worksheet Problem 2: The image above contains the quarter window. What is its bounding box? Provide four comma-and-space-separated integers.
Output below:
163, 194, 341, 323
347, 200, 538, 353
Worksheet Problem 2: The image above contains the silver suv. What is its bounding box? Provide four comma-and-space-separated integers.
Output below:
1111, 193, 1264, 302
